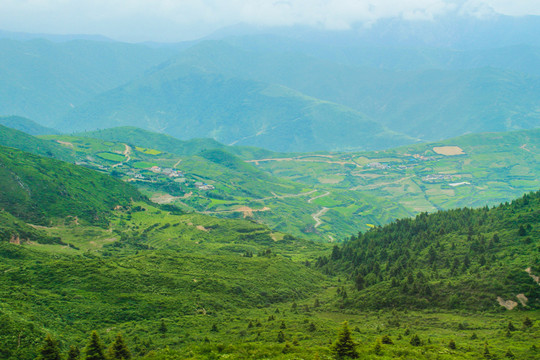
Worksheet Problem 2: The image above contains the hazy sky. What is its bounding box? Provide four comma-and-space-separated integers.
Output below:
1, 0, 539, 42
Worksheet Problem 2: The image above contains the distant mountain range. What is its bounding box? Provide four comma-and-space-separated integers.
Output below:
2, 17, 540, 152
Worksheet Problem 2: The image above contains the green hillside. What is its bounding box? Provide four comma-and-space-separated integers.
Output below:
75, 126, 277, 159
322, 191, 539, 311
36, 131, 408, 241
0, 210, 61, 245
0, 124, 74, 161
0, 115, 59, 135
251, 128, 540, 216
0, 145, 142, 225
0, 187, 538, 359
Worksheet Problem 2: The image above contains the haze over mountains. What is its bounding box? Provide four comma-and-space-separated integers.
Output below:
0, 10, 539, 359
2, 14, 539, 152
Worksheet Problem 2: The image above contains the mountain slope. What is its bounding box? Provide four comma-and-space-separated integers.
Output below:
0, 145, 143, 225
0, 124, 74, 161
60, 64, 415, 152
75, 126, 276, 159
0, 38, 177, 126
322, 191, 540, 310
165, 40, 540, 141
0, 115, 59, 135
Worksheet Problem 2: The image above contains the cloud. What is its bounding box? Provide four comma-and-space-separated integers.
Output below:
0, 0, 539, 42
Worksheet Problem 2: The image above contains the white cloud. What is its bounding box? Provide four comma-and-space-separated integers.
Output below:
0, 0, 539, 42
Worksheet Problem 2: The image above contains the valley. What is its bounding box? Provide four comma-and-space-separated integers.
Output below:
37, 127, 538, 243
0, 18, 539, 360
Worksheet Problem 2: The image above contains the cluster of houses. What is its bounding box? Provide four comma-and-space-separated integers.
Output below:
365, 162, 410, 171
194, 182, 215, 190
149, 166, 184, 178
422, 174, 456, 182
367, 162, 390, 170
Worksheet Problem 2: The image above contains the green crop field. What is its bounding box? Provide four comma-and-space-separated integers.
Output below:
96, 152, 126, 162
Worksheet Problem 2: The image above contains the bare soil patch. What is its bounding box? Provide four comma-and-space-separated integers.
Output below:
151, 194, 179, 204
433, 146, 465, 156
56, 140, 74, 147
516, 294, 528, 306
497, 297, 518, 310
318, 177, 342, 184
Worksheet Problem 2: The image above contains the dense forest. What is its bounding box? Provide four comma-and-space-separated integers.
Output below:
320, 191, 539, 310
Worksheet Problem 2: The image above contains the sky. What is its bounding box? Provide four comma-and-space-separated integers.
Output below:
1, 0, 539, 42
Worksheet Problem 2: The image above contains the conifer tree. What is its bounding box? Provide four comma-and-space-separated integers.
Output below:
108, 333, 131, 360
158, 319, 167, 334
523, 316, 533, 328
483, 343, 490, 358
66, 345, 80, 360
277, 331, 285, 343
410, 334, 421, 346
332, 321, 358, 359
84, 331, 105, 360
37, 334, 61, 360
373, 340, 382, 355
505, 349, 515, 358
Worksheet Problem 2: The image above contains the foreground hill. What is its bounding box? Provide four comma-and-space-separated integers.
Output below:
0, 187, 537, 359
323, 190, 539, 310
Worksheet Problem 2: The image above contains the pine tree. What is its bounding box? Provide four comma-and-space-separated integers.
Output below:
507, 321, 516, 331
505, 349, 515, 358
158, 319, 167, 334
66, 346, 80, 360
332, 321, 359, 359
381, 335, 393, 344
84, 331, 106, 360
277, 331, 285, 343
282, 342, 292, 354
483, 343, 490, 358
280, 320, 286, 329
449, 340, 456, 350
37, 334, 61, 360
373, 340, 382, 355
410, 334, 421, 346
108, 333, 131, 360
523, 316, 533, 328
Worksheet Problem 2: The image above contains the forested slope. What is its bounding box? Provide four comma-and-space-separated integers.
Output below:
321, 191, 540, 310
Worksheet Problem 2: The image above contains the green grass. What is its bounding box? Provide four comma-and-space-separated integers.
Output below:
132, 161, 158, 169
96, 152, 125, 162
